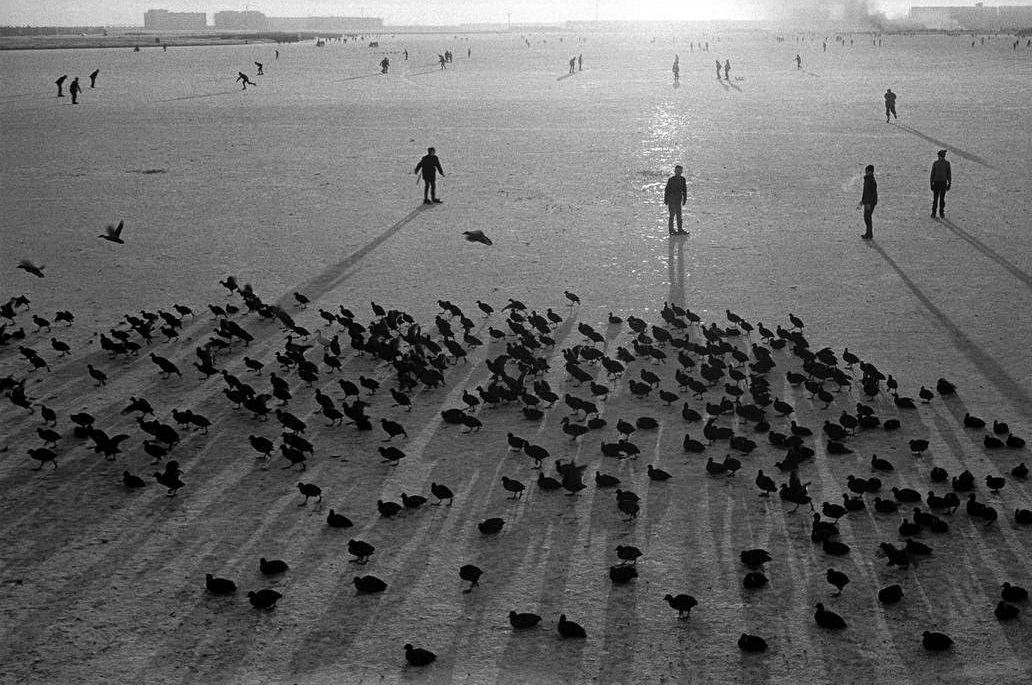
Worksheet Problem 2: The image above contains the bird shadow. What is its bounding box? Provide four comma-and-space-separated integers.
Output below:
159, 89, 242, 103
937, 218, 1032, 291
892, 124, 996, 169
869, 241, 1032, 421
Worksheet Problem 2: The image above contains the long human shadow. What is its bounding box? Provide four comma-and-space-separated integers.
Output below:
938, 217, 1032, 290
717, 79, 729, 90
893, 123, 996, 169
340, 72, 383, 81
556, 71, 577, 81
803, 70, 821, 78
159, 89, 241, 103
869, 240, 1032, 418
276, 204, 428, 308
728, 81, 742, 92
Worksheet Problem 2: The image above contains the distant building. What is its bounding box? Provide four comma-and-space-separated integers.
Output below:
213, 10, 269, 31
266, 16, 384, 32
144, 9, 207, 30
909, 3, 1032, 29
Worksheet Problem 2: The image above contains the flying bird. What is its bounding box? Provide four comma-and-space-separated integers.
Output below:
99, 220, 125, 244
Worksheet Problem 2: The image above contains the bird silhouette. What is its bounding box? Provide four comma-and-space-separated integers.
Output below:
205, 574, 236, 595
738, 633, 767, 652
353, 575, 387, 593
98, 220, 125, 244
509, 611, 541, 629
557, 614, 586, 638
459, 564, 482, 592
462, 230, 493, 245
664, 593, 698, 618
17, 260, 45, 278
403, 643, 436, 666
248, 589, 282, 610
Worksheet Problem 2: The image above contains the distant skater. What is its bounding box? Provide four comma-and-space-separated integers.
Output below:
380, 57, 390, 74
569, 56, 576, 74
664, 165, 688, 235
884, 88, 897, 122
55, 74, 67, 97
795, 54, 802, 69
236, 72, 256, 90
578, 54, 583, 71
672, 55, 680, 82
439, 54, 447, 70
858, 164, 877, 239
715, 60, 722, 79
930, 150, 952, 218
255, 61, 264, 75
404, 49, 408, 60
468, 47, 471, 58
415, 147, 445, 204
275, 49, 279, 59
89, 69, 99, 88
69, 77, 81, 104
724, 59, 731, 80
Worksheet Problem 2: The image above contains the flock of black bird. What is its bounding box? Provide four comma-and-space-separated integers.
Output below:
2, 260, 1031, 671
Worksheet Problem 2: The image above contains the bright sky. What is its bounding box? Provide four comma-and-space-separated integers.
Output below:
2, 0, 1031, 26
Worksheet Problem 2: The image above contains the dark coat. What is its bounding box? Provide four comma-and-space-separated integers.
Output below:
861, 174, 877, 206
664, 175, 687, 205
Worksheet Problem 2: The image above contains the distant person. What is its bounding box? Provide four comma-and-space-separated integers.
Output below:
578, 54, 583, 71
795, 54, 802, 69
89, 69, 99, 88
569, 56, 576, 74
162, 44, 167, 52
664, 165, 688, 235
715, 60, 722, 79
55, 74, 67, 97
236, 72, 255, 90
468, 47, 471, 58
823, 41, 827, 52
69, 77, 81, 104
380, 57, 390, 74
690, 42, 694, 53
445, 50, 452, 63
275, 49, 279, 59
255, 61, 263, 75
884, 88, 897, 122
439, 54, 447, 70
858, 164, 877, 239
404, 49, 409, 60
415, 147, 445, 204
930, 149, 952, 218
672, 54, 680, 82
705, 41, 709, 51
724, 59, 731, 80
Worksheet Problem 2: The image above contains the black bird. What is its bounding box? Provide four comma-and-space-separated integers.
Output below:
377, 500, 402, 517
431, 482, 454, 505
353, 575, 387, 593
1001, 582, 1028, 603
557, 614, 587, 638
609, 565, 638, 584
401, 492, 427, 509
478, 517, 505, 534
921, 631, 953, 651
871, 454, 894, 472
248, 589, 282, 610
754, 470, 777, 497
664, 593, 698, 619
502, 476, 526, 499
595, 472, 620, 488
826, 569, 850, 596
380, 418, 407, 441
814, 603, 846, 629
98, 220, 125, 244
17, 259, 45, 278
740, 549, 771, 569
738, 633, 768, 652
878, 584, 904, 604
297, 482, 322, 505
995, 601, 1020, 621
259, 558, 289, 575
537, 472, 562, 491
404, 644, 437, 666
462, 229, 492, 245
379, 446, 406, 465
647, 464, 671, 481
509, 611, 542, 629
348, 539, 375, 564
963, 412, 986, 429
327, 510, 352, 528
122, 471, 146, 488
205, 574, 236, 595
743, 571, 768, 589
459, 564, 483, 592
615, 545, 642, 565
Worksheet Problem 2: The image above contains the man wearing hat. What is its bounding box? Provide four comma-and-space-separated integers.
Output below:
930, 149, 951, 218
664, 165, 688, 235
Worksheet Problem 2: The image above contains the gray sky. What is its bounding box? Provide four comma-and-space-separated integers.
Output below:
2, 1, 1031, 26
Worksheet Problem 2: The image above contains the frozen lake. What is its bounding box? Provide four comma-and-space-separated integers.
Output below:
1, 29, 1031, 684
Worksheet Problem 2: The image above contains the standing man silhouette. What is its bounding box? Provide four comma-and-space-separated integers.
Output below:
884, 88, 897, 122
664, 165, 688, 236
795, 54, 802, 69
89, 69, 99, 88
55, 74, 67, 97
724, 59, 731, 80
715, 59, 722, 79
930, 150, 952, 218
415, 147, 445, 204
69, 77, 81, 104
858, 164, 877, 239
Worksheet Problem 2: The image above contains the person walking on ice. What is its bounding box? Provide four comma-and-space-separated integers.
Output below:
858, 164, 877, 240
795, 54, 802, 69
884, 88, 897, 122
672, 54, 680, 82
439, 54, 447, 70
664, 165, 688, 236
930, 150, 951, 218
69, 77, 81, 104
55, 74, 67, 97
569, 56, 577, 74
236, 72, 256, 89
380, 57, 390, 74
89, 69, 99, 88
254, 62, 264, 75
415, 147, 445, 205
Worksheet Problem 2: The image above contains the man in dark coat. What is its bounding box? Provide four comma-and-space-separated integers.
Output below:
69, 77, 81, 104
884, 89, 897, 123
415, 147, 445, 204
930, 150, 951, 218
858, 164, 877, 239
664, 165, 688, 235
55, 74, 67, 97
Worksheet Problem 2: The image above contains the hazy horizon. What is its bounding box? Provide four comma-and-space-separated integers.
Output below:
3, 0, 1032, 27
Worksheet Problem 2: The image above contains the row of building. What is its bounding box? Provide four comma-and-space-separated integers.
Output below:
143, 9, 383, 32
908, 3, 1032, 29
